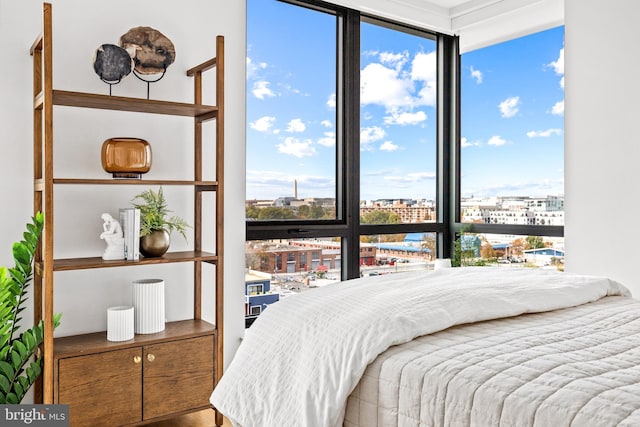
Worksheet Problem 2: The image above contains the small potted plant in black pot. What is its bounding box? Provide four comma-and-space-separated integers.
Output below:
131, 187, 190, 257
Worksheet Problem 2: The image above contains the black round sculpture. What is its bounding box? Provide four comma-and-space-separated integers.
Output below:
93, 44, 133, 95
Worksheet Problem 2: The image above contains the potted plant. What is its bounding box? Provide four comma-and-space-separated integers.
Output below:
0, 212, 61, 403
131, 187, 190, 257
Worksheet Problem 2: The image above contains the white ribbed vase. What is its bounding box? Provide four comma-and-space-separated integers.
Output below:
132, 278, 165, 334
107, 306, 134, 342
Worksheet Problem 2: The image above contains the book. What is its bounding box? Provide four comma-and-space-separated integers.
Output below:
119, 207, 140, 261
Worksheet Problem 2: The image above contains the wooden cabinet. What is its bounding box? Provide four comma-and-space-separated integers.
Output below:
58, 348, 142, 427
31, 3, 224, 426
55, 325, 215, 426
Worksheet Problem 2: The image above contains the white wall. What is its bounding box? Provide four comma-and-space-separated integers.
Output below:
564, 0, 640, 296
0, 0, 245, 380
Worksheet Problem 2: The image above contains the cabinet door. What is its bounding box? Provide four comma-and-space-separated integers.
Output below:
58, 347, 142, 427
143, 335, 215, 420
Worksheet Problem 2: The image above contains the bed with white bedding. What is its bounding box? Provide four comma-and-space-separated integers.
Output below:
211, 267, 640, 427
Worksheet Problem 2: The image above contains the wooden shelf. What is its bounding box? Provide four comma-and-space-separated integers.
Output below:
32, 6, 224, 423
53, 178, 219, 187
53, 319, 216, 358
39, 90, 218, 120
47, 251, 217, 272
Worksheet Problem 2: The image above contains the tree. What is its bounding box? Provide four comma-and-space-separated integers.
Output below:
246, 206, 261, 220
360, 210, 401, 225
257, 207, 295, 220
511, 238, 525, 256
525, 236, 545, 250
481, 242, 496, 259
296, 205, 310, 218
421, 234, 436, 261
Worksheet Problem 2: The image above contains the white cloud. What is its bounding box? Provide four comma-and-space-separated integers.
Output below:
499, 96, 520, 118
252, 80, 275, 99
380, 141, 399, 152
548, 47, 564, 90
320, 120, 333, 128
246, 57, 268, 80
461, 137, 480, 148
360, 126, 386, 144
551, 100, 564, 116
327, 93, 336, 108
249, 116, 276, 132
384, 110, 427, 126
411, 51, 436, 82
360, 50, 437, 112
527, 128, 562, 138
277, 137, 316, 158
361, 62, 414, 109
317, 132, 335, 147
411, 51, 437, 107
286, 118, 306, 133
379, 51, 408, 70
488, 135, 507, 146
384, 171, 436, 183
470, 66, 483, 84
549, 48, 564, 75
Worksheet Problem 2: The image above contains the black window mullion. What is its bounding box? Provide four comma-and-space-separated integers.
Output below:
342, 8, 361, 281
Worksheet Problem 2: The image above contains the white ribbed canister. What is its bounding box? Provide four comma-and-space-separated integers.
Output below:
132, 278, 165, 334
107, 306, 134, 342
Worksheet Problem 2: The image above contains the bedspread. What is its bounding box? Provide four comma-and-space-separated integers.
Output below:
345, 295, 640, 426
210, 268, 629, 427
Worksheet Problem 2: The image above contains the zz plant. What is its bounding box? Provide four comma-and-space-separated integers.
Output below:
0, 212, 61, 403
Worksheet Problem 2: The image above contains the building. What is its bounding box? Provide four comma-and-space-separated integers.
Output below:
245, 270, 280, 327
523, 248, 565, 266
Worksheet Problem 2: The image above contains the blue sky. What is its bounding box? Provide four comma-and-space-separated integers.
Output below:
246, 0, 564, 201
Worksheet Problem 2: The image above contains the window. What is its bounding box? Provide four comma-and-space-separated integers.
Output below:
459, 27, 564, 228
246, 0, 337, 221
246, 0, 449, 322
247, 284, 264, 295
245, 1, 564, 322
360, 20, 437, 224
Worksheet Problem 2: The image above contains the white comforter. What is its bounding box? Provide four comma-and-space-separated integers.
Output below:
210, 268, 630, 427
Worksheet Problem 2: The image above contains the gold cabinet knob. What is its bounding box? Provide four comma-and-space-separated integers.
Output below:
133, 356, 141, 364
147, 353, 155, 362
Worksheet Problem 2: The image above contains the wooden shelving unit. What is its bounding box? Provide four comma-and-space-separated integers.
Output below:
31, 3, 224, 426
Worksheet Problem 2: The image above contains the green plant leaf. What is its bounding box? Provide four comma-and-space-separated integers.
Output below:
5, 392, 18, 404
18, 376, 28, 391
10, 350, 21, 369
13, 341, 27, 359
22, 331, 35, 351
0, 374, 10, 393
13, 382, 23, 399
0, 361, 14, 382
12, 243, 30, 273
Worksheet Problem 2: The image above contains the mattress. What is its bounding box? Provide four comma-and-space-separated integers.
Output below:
345, 295, 640, 426
210, 267, 632, 427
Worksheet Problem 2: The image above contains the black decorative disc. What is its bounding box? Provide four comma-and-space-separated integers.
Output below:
93, 44, 133, 83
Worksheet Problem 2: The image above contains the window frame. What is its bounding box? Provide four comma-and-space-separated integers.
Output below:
246, 0, 564, 282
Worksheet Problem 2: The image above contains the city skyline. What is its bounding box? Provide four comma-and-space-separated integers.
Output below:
246, 0, 564, 201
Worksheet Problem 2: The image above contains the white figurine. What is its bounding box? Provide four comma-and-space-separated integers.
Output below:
100, 213, 125, 260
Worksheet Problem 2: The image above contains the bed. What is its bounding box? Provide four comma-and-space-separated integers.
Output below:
210, 267, 640, 427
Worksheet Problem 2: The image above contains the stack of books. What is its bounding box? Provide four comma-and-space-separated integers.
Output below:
119, 207, 141, 261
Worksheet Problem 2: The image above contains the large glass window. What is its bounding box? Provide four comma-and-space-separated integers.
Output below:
246, 0, 565, 325
246, 0, 337, 221
360, 21, 437, 224
460, 27, 565, 228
